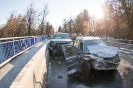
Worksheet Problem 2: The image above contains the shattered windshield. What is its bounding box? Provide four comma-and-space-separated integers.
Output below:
84, 39, 107, 53
85, 39, 107, 46
52, 34, 70, 39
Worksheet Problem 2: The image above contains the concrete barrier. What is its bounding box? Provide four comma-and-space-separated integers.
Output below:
10, 40, 50, 88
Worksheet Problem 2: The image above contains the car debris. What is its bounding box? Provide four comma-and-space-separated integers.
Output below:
58, 62, 61, 64
58, 73, 63, 78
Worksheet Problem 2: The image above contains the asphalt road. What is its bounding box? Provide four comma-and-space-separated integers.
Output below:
47, 51, 133, 88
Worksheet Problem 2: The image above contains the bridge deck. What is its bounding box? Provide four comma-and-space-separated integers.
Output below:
0, 40, 48, 88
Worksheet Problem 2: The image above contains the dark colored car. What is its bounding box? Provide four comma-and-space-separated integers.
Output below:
49, 33, 91, 74
62, 44, 91, 74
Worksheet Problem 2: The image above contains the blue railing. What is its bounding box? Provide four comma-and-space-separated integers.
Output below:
0, 35, 48, 64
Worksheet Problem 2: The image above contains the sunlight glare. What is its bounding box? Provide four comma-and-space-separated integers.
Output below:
88, 6, 104, 19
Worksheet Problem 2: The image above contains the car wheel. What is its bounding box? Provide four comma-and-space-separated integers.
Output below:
81, 62, 91, 73
78, 62, 91, 81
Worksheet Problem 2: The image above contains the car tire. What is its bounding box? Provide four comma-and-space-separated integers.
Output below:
81, 62, 91, 73
78, 62, 91, 81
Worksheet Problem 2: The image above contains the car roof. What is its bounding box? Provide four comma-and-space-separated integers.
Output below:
80, 36, 101, 40
53, 33, 69, 35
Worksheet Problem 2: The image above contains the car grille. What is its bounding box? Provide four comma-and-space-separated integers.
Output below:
104, 56, 119, 60
105, 60, 120, 64
97, 62, 119, 68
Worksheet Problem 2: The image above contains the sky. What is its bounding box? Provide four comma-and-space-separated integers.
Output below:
0, 0, 105, 30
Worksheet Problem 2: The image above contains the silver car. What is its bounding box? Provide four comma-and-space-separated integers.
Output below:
76, 37, 120, 70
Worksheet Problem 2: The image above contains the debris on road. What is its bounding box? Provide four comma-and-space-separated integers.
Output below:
58, 62, 61, 64
58, 73, 63, 78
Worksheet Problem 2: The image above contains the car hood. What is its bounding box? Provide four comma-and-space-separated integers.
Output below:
87, 45, 118, 58
51, 39, 72, 43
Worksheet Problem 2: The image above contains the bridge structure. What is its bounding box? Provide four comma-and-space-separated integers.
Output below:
0, 36, 133, 88
0, 35, 50, 88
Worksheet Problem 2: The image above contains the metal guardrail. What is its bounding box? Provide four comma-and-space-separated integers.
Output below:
0, 35, 49, 64
104, 38, 133, 50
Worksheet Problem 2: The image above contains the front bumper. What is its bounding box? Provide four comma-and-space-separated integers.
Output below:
92, 58, 120, 70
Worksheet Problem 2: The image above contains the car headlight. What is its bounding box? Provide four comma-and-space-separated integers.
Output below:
97, 57, 103, 61
84, 57, 89, 60
93, 54, 103, 61
83, 55, 91, 60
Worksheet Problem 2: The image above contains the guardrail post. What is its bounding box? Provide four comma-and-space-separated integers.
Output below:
25, 38, 27, 49
12, 38, 15, 55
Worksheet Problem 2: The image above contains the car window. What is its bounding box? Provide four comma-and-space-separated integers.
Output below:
63, 45, 80, 58
83, 39, 107, 53
85, 40, 97, 45
96, 39, 107, 45
52, 34, 70, 39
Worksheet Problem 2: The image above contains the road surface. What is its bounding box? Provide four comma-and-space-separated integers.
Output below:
47, 51, 133, 88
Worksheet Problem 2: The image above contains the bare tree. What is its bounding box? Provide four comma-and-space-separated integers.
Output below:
39, 5, 49, 35
63, 18, 67, 33
58, 26, 62, 32
46, 22, 54, 35
25, 3, 37, 36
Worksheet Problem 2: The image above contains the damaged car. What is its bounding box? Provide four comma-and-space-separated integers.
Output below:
76, 37, 121, 70
49, 33, 91, 74
49, 33, 72, 59
62, 44, 91, 74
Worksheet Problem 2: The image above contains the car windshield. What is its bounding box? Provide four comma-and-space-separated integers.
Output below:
84, 39, 107, 53
85, 39, 107, 46
52, 34, 70, 39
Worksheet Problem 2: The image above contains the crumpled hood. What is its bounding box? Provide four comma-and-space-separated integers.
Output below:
51, 39, 72, 44
87, 45, 118, 58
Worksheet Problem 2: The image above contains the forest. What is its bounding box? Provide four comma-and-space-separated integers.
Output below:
0, 0, 133, 40
0, 4, 54, 38
59, 0, 133, 40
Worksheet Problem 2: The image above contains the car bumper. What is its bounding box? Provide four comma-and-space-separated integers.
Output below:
92, 60, 120, 70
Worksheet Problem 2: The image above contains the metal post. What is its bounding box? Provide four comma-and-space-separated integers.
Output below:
12, 38, 15, 55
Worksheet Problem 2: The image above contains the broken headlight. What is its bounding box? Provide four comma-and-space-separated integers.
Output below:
97, 58, 104, 61
93, 54, 103, 61
83, 54, 91, 60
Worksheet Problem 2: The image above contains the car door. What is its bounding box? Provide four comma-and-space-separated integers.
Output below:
62, 44, 83, 74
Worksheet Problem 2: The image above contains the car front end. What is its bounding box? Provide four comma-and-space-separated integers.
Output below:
83, 38, 121, 70
49, 33, 72, 58
91, 54, 120, 70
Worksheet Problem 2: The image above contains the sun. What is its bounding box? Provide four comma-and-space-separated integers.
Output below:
88, 7, 104, 19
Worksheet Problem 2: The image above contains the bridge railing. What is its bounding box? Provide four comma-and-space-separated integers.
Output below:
103, 38, 133, 50
0, 35, 49, 65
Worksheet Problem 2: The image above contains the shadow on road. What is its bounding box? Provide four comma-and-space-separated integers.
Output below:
0, 42, 46, 88
47, 56, 123, 88
68, 70, 123, 88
